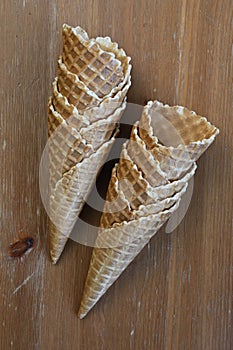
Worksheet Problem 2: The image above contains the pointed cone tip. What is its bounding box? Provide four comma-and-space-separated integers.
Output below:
78, 309, 86, 319
50, 252, 59, 265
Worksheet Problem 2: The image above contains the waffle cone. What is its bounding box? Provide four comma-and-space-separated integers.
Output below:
48, 24, 131, 263
78, 100, 219, 318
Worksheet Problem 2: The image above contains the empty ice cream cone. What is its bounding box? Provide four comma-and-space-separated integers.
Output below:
48, 24, 131, 263
78, 100, 219, 318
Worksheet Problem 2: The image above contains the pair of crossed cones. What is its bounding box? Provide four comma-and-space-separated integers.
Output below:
48, 25, 219, 319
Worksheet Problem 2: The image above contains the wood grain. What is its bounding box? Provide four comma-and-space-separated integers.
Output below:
0, 0, 232, 349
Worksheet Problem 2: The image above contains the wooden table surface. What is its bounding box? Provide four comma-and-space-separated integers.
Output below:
0, 1, 232, 349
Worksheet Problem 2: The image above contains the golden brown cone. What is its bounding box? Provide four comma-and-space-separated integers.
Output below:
48, 24, 131, 263
78, 100, 219, 318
